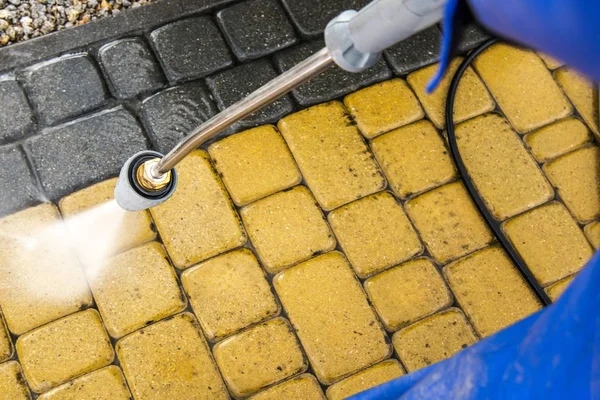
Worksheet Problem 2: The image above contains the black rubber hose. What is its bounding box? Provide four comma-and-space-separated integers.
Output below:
445, 38, 552, 306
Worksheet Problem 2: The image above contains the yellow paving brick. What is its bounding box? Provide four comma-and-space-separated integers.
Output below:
545, 275, 575, 302
16, 309, 114, 393
365, 258, 452, 332
405, 182, 494, 264
0, 361, 30, 400
59, 178, 156, 255
208, 125, 302, 206
37, 366, 131, 400
538, 53, 564, 70
371, 120, 456, 199
116, 313, 228, 400
181, 248, 279, 341
0, 203, 92, 335
241, 186, 336, 273
328, 192, 422, 278
0, 313, 12, 363
274, 252, 391, 385
343, 79, 424, 138
555, 67, 599, 136
150, 150, 246, 269
326, 359, 404, 400
524, 118, 592, 162
407, 59, 494, 129
278, 101, 386, 210
444, 247, 542, 337
456, 114, 553, 220
544, 146, 600, 223
392, 308, 478, 372
250, 374, 325, 400
474, 44, 572, 133
90, 242, 186, 338
214, 317, 307, 398
584, 220, 600, 249
503, 202, 593, 286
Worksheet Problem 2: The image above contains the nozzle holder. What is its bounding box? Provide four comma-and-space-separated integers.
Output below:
130, 155, 173, 198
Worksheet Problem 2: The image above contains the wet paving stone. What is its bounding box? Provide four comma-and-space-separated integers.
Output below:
0, 145, 42, 218
0, 361, 31, 400
384, 26, 442, 76
554, 67, 600, 137
98, 37, 165, 99
457, 24, 490, 52
545, 275, 575, 302
326, 359, 404, 400
150, 16, 233, 83
217, 0, 298, 61
37, 366, 132, 400
250, 374, 325, 400
0, 312, 12, 363
524, 118, 593, 163
20, 54, 108, 126
0, 79, 34, 144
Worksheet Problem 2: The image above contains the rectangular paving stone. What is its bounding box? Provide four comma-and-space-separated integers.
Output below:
274, 40, 392, 106
473, 44, 572, 133
181, 248, 279, 341
206, 59, 294, 128
585, 221, 600, 249
16, 309, 114, 393
343, 79, 424, 139
217, 0, 297, 61
20, 54, 108, 126
455, 114, 553, 220
555, 67, 600, 137
208, 125, 302, 206
502, 202, 594, 286
405, 181, 494, 265
0, 203, 92, 335
371, 120, 457, 199
444, 247, 542, 337
26, 107, 148, 201
274, 252, 391, 385
544, 146, 600, 223
250, 374, 325, 400
140, 81, 218, 154
407, 59, 495, 129
117, 313, 229, 400
538, 53, 564, 70
214, 317, 307, 398
524, 118, 593, 163
392, 308, 478, 372
149, 16, 233, 82
241, 186, 336, 273
326, 359, 404, 400
328, 192, 422, 278
37, 366, 131, 400
149, 150, 246, 269
0, 313, 12, 363
364, 258, 452, 332
0, 361, 30, 400
0, 79, 34, 143
457, 24, 490, 52
0, 145, 42, 218
98, 37, 165, 99
545, 275, 575, 302
384, 26, 442, 76
278, 101, 387, 210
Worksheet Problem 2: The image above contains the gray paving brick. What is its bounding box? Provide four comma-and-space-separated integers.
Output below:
384, 26, 442, 76
20, 54, 109, 126
0, 79, 34, 144
98, 37, 166, 99
140, 81, 218, 154
274, 40, 392, 106
458, 24, 491, 52
0, 145, 42, 217
150, 16, 233, 83
216, 0, 297, 61
26, 108, 148, 201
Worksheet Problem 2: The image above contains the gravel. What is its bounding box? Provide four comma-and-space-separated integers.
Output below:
0, 0, 155, 46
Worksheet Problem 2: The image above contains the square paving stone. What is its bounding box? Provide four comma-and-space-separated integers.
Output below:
0, 362, 30, 400
0, 312, 12, 363
555, 67, 600, 137
278, 101, 386, 210
98, 37, 165, 99
326, 359, 404, 400
0, 145, 42, 218
585, 221, 600, 249
392, 308, 478, 372
150, 16, 233, 83
37, 366, 132, 400
273, 252, 391, 385
116, 313, 229, 400
250, 374, 325, 400
384, 26, 442, 76
274, 40, 392, 106
208, 125, 302, 206
524, 118, 593, 163
0, 79, 34, 143
26, 107, 149, 201
20, 54, 108, 126
140, 81, 218, 154
444, 247, 542, 337
217, 0, 298, 61
206, 59, 294, 128
241, 186, 336, 274
545, 275, 575, 302
0, 203, 92, 335
16, 309, 114, 393
328, 192, 423, 278
181, 248, 279, 342
213, 317, 307, 398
